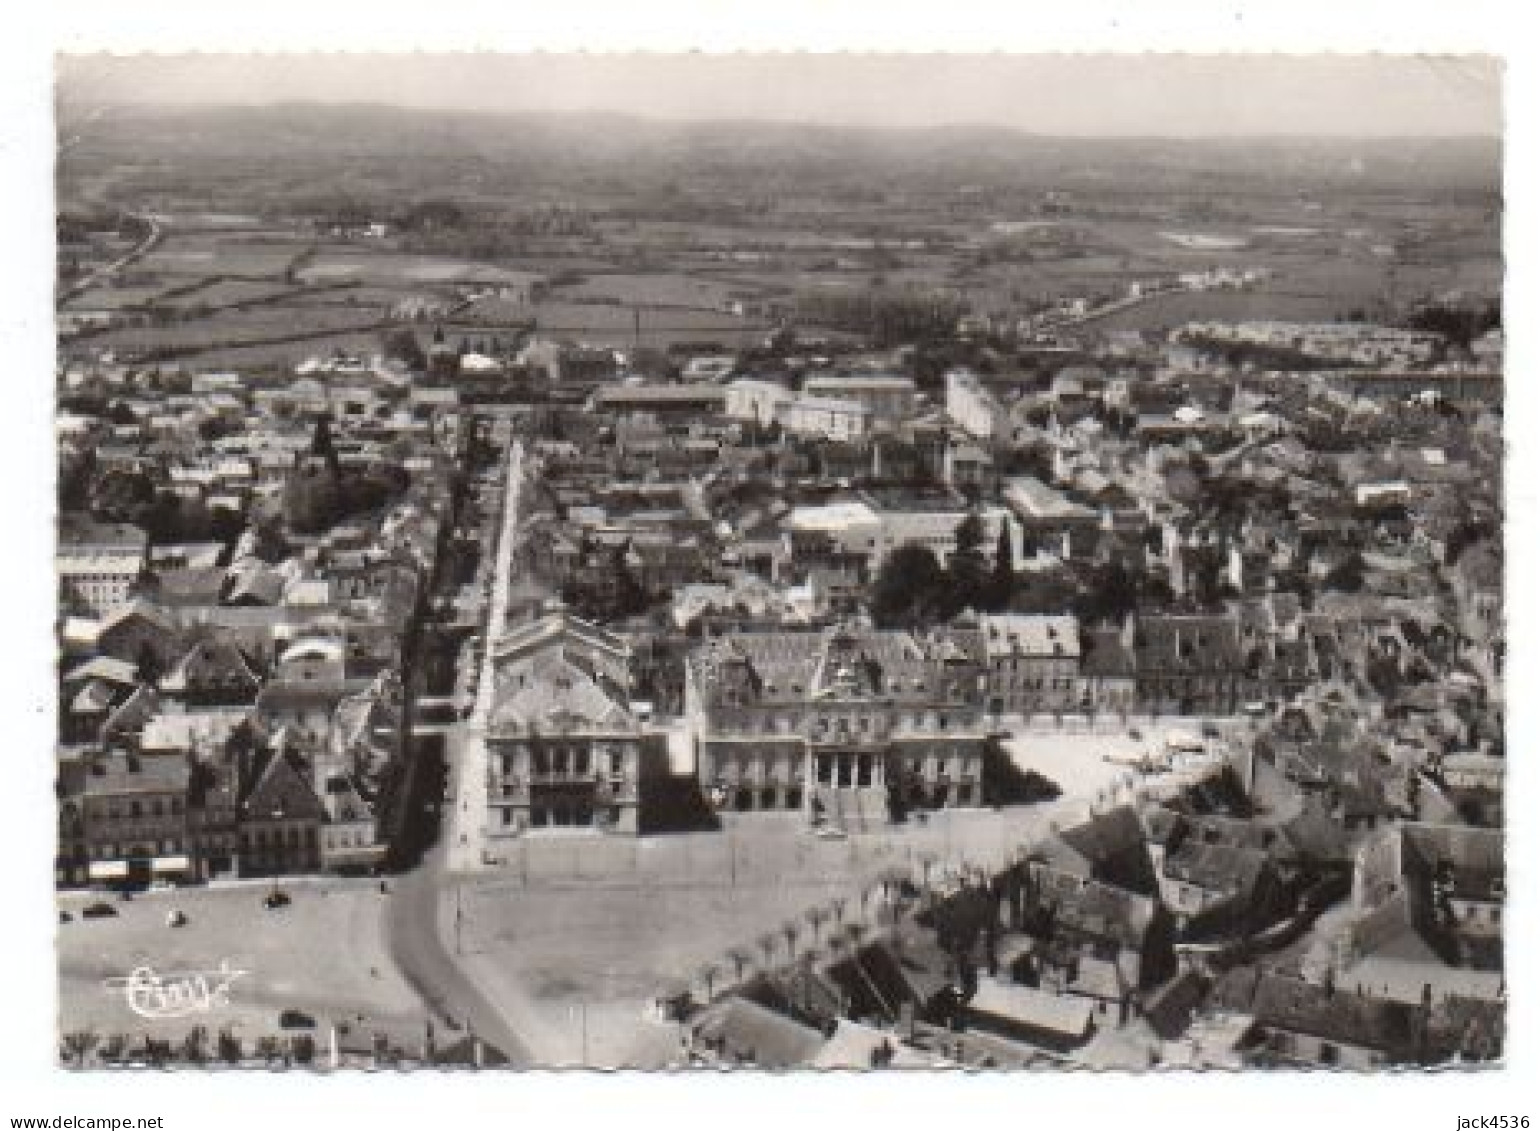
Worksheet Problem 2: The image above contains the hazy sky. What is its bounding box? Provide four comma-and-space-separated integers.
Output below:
57, 53, 1501, 137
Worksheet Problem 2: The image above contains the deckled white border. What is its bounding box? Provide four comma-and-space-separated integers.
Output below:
2, 2, 1534, 1127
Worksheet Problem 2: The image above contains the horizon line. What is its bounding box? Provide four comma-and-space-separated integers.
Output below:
55, 98, 1505, 143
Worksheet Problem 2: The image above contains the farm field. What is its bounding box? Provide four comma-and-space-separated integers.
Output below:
297, 250, 545, 287
1079, 287, 1352, 331
530, 324, 771, 351
62, 283, 171, 311
301, 284, 450, 307
1076, 248, 1500, 332
154, 279, 306, 310
78, 304, 388, 362
165, 330, 392, 370
140, 238, 309, 278
528, 299, 759, 334
151, 211, 268, 231
550, 272, 749, 310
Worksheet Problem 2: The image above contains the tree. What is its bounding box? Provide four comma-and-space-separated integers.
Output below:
617, 562, 650, 620
871, 542, 948, 628
283, 459, 342, 534
1076, 559, 1141, 625
698, 962, 721, 1002
1324, 553, 1367, 593
197, 415, 235, 443
726, 947, 753, 985
950, 512, 990, 611
989, 520, 1016, 611
180, 1024, 209, 1065
758, 933, 780, 971
60, 1029, 98, 1067
217, 1028, 243, 1065
134, 640, 164, 686
308, 414, 340, 476
782, 920, 801, 962
383, 327, 427, 371
805, 905, 830, 946
90, 468, 156, 523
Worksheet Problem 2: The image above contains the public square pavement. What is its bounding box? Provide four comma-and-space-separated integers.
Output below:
57, 878, 427, 1049
442, 733, 1226, 1066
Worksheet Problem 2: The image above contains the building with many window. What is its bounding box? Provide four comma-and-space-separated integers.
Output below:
802, 374, 917, 425
57, 520, 149, 618
483, 610, 665, 836
979, 613, 1083, 715
685, 625, 999, 826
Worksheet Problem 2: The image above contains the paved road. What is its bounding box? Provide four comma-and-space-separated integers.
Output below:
382, 428, 537, 1064
383, 841, 534, 1065
60, 212, 162, 303
446, 437, 524, 874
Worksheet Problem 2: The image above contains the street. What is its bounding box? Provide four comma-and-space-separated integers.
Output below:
382, 841, 534, 1064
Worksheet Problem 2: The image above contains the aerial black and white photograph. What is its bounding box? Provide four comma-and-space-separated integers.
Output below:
21, 34, 1521, 1098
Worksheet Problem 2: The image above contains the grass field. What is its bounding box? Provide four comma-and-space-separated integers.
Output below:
83, 303, 385, 354
154, 279, 303, 310
298, 250, 544, 287
153, 329, 391, 370
61, 283, 170, 312
522, 299, 767, 349
551, 272, 748, 310
1079, 287, 1351, 331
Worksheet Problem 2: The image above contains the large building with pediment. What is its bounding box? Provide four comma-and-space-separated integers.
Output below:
683, 624, 1000, 828
483, 609, 666, 836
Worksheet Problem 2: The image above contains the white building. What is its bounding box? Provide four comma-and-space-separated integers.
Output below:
725, 379, 795, 426
782, 498, 1020, 570
802, 374, 916, 423
945, 369, 1003, 441
777, 395, 871, 443
58, 544, 146, 617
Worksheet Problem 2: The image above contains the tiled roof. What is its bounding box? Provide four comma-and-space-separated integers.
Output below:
1249, 973, 1418, 1057
244, 749, 327, 822
80, 752, 190, 796
980, 614, 1081, 660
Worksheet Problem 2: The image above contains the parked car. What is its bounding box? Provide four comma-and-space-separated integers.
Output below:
279, 1009, 316, 1030
59, 910, 72, 924
81, 902, 117, 919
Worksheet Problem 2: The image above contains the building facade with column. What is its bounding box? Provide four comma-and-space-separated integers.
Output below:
685, 625, 999, 826
482, 609, 665, 836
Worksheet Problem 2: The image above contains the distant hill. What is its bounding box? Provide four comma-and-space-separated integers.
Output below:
53, 102, 1502, 221
57, 101, 1499, 189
